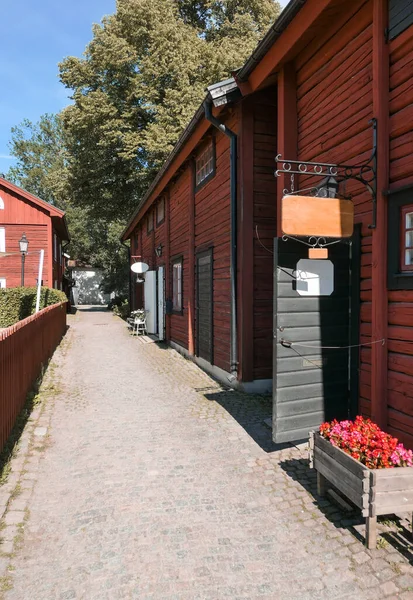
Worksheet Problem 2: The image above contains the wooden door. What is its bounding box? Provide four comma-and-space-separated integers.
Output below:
196, 250, 213, 363
273, 230, 360, 443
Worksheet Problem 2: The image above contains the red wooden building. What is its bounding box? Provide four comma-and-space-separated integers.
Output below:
0, 177, 70, 290
122, 0, 413, 448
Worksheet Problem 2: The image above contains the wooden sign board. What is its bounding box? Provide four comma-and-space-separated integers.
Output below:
282, 195, 354, 238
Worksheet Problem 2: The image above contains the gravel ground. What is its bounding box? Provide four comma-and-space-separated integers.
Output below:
1, 306, 413, 599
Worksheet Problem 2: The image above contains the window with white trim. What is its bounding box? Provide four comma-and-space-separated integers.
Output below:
0, 279, 6, 289
0, 228, 5, 253
195, 141, 215, 189
0, 196, 4, 209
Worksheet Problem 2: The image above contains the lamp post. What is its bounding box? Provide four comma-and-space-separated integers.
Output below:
19, 233, 29, 286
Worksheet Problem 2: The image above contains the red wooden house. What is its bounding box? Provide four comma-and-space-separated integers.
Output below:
0, 177, 70, 290
122, 0, 413, 448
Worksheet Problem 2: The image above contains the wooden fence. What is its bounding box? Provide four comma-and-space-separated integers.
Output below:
0, 302, 67, 452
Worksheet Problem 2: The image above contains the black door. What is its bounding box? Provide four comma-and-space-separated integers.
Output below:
196, 249, 213, 363
273, 229, 360, 444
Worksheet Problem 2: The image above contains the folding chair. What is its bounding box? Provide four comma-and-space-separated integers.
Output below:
133, 314, 147, 336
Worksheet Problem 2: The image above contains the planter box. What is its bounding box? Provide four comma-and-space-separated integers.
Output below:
309, 431, 413, 548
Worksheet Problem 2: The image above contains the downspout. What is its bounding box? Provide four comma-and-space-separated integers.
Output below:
121, 240, 132, 309
203, 97, 238, 381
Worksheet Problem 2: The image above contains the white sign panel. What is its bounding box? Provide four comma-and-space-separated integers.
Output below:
295, 259, 334, 296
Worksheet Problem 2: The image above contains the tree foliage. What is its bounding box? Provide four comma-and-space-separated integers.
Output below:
7, 0, 280, 293
59, 0, 281, 221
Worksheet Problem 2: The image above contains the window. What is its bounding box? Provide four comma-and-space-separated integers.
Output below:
53, 233, 57, 261
172, 257, 183, 313
195, 141, 215, 189
388, 187, 413, 289
0, 196, 4, 209
389, 0, 413, 40
147, 211, 154, 234
156, 198, 165, 225
0, 228, 5, 253
401, 206, 413, 271
0, 279, 5, 289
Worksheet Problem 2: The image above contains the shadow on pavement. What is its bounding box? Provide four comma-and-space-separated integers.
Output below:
204, 390, 290, 453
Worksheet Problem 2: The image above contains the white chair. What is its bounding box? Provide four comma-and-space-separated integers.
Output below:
133, 314, 147, 336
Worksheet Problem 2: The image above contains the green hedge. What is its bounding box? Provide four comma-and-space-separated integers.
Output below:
0, 287, 67, 328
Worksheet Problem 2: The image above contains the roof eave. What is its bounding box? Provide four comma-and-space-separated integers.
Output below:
236, 0, 307, 83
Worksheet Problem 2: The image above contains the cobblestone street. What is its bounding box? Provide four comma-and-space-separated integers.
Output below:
1, 308, 413, 599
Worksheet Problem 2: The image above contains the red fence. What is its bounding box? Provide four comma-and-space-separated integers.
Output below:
0, 302, 67, 452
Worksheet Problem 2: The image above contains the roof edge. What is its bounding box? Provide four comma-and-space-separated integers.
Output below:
0, 177, 66, 219
236, 0, 307, 83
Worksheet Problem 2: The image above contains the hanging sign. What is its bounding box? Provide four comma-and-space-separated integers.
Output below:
282, 195, 354, 238
131, 262, 149, 274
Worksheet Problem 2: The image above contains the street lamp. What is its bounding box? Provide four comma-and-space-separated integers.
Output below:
19, 233, 29, 286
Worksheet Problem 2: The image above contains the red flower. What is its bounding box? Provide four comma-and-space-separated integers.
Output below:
319, 416, 413, 469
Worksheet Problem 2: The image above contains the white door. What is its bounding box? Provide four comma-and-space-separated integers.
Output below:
157, 267, 165, 341
144, 270, 157, 334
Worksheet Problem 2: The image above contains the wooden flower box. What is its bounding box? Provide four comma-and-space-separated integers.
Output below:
309, 431, 413, 548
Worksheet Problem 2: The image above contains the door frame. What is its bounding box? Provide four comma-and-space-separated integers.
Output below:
196, 247, 214, 363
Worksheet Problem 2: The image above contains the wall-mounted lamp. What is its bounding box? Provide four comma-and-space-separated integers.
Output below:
155, 244, 163, 258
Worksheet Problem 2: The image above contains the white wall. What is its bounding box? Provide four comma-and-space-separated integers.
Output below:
71, 269, 110, 305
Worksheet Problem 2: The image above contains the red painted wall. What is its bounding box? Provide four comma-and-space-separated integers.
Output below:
386, 24, 413, 448
0, 183, 58, 288
252, 87, 277, 380
295, 0, 374, 415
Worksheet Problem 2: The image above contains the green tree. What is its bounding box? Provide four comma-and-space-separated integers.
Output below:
7, 0, 280, 295
59, 0, 281, 221
6, 114, 129, 294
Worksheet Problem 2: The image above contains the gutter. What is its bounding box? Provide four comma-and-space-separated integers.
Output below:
203, 97, 238, 381
236, 0, 306, 82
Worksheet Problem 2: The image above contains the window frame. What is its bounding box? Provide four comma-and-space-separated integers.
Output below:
388, 186, 413, 289
147, 211, 154, 235
156, 198, 165, 226
0, 227, 5, 253
195, 138, 216, 192
400, 205, 413, 271
171, 255, 183, 315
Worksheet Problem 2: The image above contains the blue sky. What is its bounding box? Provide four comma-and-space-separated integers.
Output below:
0, 0, 288, 176
0, 0, 115, 175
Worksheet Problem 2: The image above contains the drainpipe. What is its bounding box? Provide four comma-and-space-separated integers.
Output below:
203, 97, 238, 382
121, 240, 132, 309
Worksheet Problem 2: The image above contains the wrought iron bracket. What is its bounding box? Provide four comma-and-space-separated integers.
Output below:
275, 118, 378, 229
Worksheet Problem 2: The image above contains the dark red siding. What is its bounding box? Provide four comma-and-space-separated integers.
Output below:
296, 0, 374, 416
252, 87, 277, 380
387, 24, 413, 448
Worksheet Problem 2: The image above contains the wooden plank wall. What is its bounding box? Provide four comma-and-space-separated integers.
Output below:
387, 24, 413, 448
195, 114, 236, 373
0, 302, 66, 452
252, 87, 278, 380
169, 168, 191, 349
295, 0, 374, 417
0, 224, 50, 287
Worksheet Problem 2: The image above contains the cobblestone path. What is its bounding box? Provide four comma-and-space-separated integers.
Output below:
2, 308, 413, 599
